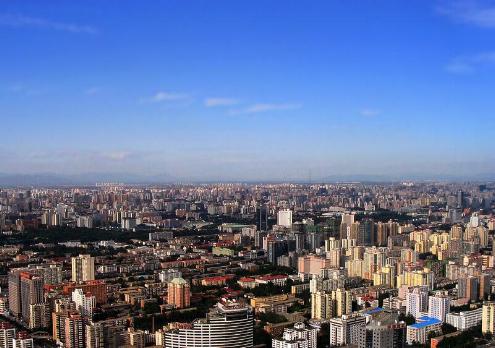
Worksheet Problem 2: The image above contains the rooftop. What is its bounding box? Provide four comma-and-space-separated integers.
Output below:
409, 316, 442, 329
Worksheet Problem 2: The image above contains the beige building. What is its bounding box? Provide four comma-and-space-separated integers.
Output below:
71, 255, 95, 283
482, 302, 495, 334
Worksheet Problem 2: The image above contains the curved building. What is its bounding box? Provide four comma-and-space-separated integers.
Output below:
164, 300, 253, 348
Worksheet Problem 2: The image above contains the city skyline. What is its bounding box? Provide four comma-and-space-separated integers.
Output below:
2, 0, 495, 181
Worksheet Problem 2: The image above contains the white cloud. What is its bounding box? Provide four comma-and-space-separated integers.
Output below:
0, 13, 97, 34
204, 97, 239, 107
6, 83, 44, 96
445, 51, 495, 74
99, 151, 134, 161
437, 0, 495, 28
238, 103, 302, 114
85, 86, 102, 95
142, 91, 189, 103
360, 108, 381, 117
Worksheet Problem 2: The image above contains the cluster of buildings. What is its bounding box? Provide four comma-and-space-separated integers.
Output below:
0, 182, 493, 347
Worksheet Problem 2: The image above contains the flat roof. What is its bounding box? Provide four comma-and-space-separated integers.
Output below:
364, 307, 384, 315
409, 316, 442, 329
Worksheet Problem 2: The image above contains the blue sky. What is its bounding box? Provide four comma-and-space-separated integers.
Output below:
1, 0, 495, 181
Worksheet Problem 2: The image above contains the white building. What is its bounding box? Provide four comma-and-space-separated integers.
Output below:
76, 215, 93, 228
428, 295, 450, 322
329, 314, 366, 347
71, 254, 95, 283
406, 316, 442, 345
406, 286, 428, 318
164, 301, 253, 348
277, 209, 293, 228
0, 296, 8, 315
446, 308, 482, 330
72, 288, 96, 317
0, 322, 16, 348
159, 269, 182, 283
272, 322, 317, 348
13, 335, 34, 348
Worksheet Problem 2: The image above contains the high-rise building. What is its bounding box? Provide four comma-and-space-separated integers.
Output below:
64, 313, 85, 348
9, 265, 61, 320
362, 247, 386, 280
405, 286, 428, 319
479, 273, 491, 300
0, 321, 16, 348
28, 303, 50, 329
292, 231, 305, 252
8, 269, 23, 318
164, 300, 253, 348
277, 209, 292, 228
267, 237, 289, 264
358, 219, 375, 246
19, 272, 44, 324
85, 322, 104, 348
428, 295, 450, 322
72, 288, 96, 317
457, 190, 464, 209
298, 254, 332, 277
272, 322, 317, 348
12, 331, 34, 348
167, 277, 191, 309
329, 313, 366, 347
482, 302, 495, 334
365, 311, 406, 348
27, 263, 63, 285
257, 204, 268, 231
71, 255, 95, 283
127, 328, 145, 348
458, 276, 479, 302
311, 289, 351, 320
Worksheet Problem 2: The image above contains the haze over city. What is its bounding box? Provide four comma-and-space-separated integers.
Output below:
2, 0, 495, 182
3, 2, 495, 348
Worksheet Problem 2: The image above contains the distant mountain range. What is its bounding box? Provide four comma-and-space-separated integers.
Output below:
0, 172, 493, 186
0, 172, 176, 186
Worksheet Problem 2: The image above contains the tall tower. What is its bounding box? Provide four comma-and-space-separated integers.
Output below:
167, 277, 191, 309
20, 272, 44, 324
71, 255, 95, 283
277, 209, 292, 228
0, 322, 16, 348
482, 302, 495, 334
257, 204, 268, 232
8, 269, 23, 318
64, 313, 85, 348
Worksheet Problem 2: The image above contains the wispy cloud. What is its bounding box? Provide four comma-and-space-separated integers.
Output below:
0, 13, 98, 34
85, 86, 102, 95
437, 0, 495, 28
233, 103, 302, 114
6, 83, 44, 96
204, 97, 239, 107
446, 51, 495, 74
100, 151, 135, 161
360, 108, 381, 117
141, 91, 189, 103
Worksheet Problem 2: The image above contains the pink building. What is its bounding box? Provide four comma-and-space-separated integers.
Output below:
298, 255, 332, 276
167, 277, 191, 309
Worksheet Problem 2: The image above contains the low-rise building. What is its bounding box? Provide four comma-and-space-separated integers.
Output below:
445, 307, 482, 330
406, 316, 442, 345
272, 322, 317, 348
